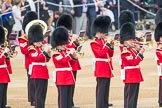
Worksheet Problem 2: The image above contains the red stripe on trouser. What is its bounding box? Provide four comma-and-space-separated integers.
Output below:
59, 86, 62, 108
126, 85, 130, 108
33, 79, 38, 108
96, 79, 100, 108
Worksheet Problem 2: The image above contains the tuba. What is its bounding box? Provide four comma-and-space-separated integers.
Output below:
25, 19, 48, 36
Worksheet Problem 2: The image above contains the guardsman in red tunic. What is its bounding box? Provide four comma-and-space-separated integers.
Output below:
27, 20, 50, 108
154, 21, 162, 107
0, 26, 12, 108
51, 27, 77, 108
119, 22, 145, 108
90, 16, 114, 108
18, 11, 38, 106
56, 14, 81, 108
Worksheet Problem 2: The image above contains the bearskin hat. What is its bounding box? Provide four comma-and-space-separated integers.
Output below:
0, 26, 5, 44
51, 26, 69, 48
120, 22, 135, 44
22, 11, 38, 33
56, 14, 72, 30
154, 22, 162, 42
92, 15, 111, 34
155, 8, 162, 26
28, 24, 44, 44
119, 10, 135, 27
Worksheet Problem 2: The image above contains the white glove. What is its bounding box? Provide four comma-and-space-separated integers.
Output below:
4, 47, 10, 53
72, 34, 79, 41
68, 48, 75, 54
44, 45, 51, 52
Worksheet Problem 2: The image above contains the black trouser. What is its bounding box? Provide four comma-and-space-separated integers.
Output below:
0, 83, 8, 108
33, 78, 48, 108
124, 83, 140, 108
71, 71, 77, 106
96, 78, 110, 108
27, 70, 35, 103
159, 78, 162, 104
57, 85, 73, 108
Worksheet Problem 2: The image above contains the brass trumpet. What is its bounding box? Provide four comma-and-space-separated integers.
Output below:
3, 27, 18, 58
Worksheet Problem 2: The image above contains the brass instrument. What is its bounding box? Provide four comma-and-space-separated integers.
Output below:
25, 19, 48, 35
136, 31, 153, 48
3, 27, 18, 58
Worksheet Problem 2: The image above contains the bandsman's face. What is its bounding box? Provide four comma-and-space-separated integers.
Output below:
56, 44, 66, 50
33, 42, 42, 47
160, 37, 162, 43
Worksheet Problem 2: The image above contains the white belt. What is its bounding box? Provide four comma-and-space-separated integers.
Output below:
92, 58, 110, 71
124, 66, 140, 70
121, 65, 140, 80
0, 64, 7, 68
55, 67, 72, 71
32, 62, 46, 66
157, 64, 162, 76
28, 62, 46, 75
93, 58, 110, 62
53, 67, 73, 83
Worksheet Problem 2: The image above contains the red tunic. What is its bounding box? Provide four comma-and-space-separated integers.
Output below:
28, 46, 50, 79
155, 43, 162, 79
66, 38, 81, 71
0, 50, 12, 83
90, 37, 114, 78
121, 47, 144, 83
18, 34, 30, 70
52, 49, 75, 85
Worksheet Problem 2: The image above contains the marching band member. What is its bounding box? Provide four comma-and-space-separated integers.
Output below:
119, 22, 145, 108
18, 11, 38, 106
56, 14, 81, 108
51, 26, 77, 108
27, 20, 50, 108
154, 22, 162, 107
119, 10, 135, 52
90, 15, 114, 108
0, 26, 12, 108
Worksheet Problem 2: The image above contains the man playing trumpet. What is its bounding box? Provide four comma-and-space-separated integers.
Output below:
56, 14, 81, 108
119, 22, 145, 108
51, 26, 77, 108
154, 21, 162, 107
0, 26, 13, 108
90, 15, 114, 108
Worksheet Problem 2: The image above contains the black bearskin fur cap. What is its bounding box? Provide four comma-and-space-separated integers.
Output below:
92, 15, 111, 34
28, 25, 44, 44
120, 22, 135, 44
51, 26, 69, 48
56, 14, 72, 30
0, 26, 5, 44
155, 8, 162, 26
119, 10, 135, 27
154, 22, 162, 42
22, 11, 38, 33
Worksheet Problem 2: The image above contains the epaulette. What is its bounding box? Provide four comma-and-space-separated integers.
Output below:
121, 47, 130, 54
28, 46, 36, 51
18, 34, 28, 41
90, 39, 98, 44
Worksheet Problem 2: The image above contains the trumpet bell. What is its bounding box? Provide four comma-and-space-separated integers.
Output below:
25, 20, 48, 36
